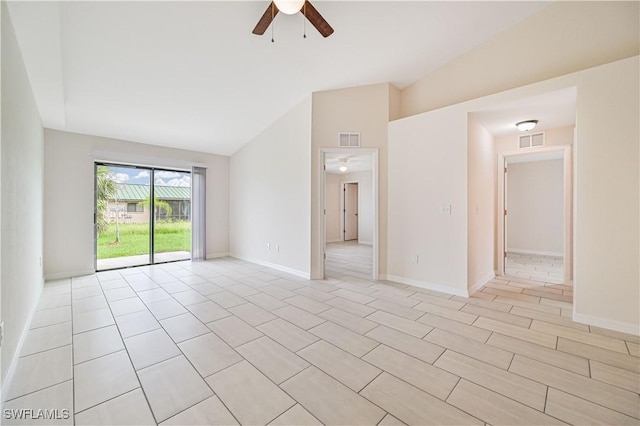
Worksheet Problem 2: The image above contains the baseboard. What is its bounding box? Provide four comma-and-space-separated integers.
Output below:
1, 284, 43, 405
507, 248, 563, 257
206, 252, 229, 259
468, 271, 495, 295
384, 274, 469, 298
358, 240, 373, 246
326, 239, 342, 244
572, 312, 640, 336
231, 256, 311, 280
44, 269, 95, 281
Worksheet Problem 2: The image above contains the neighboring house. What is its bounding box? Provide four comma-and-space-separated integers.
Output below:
106, 184, 191, 224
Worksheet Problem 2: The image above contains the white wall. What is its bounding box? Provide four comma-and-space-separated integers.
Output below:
230, 98, 312, 277
495, 125, 574, 153
507, 159, 563, 255
1, 1, 45, 389
324, 173, 341, 243
467, 116, 495, 293
573, 56, 639, 333
388, 106, 469, 296
389, 56, 639, 333
400, 2, 639, 117
43, 129, 229, 279
311, 83, 391, 279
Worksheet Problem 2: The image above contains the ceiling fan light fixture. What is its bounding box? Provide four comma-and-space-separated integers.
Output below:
338, 158, 348, 173
516, 120, 539, 132
274, 0, 305, 15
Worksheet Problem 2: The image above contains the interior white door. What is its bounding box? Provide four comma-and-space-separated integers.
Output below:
344, 183, 358, 241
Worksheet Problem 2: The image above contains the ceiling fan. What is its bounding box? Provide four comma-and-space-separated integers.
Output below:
252, 0, 334, 38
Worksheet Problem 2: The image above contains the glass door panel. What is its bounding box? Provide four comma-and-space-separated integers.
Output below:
152, 169, 191, 263
96, 164, 151, 270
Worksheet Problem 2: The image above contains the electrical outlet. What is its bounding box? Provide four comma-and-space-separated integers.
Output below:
266, 243, 270, 251
440, 204, 452, 215
411, 254, 419, 264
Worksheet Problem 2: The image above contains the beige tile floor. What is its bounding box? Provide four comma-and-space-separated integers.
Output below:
505, 252, 564, 284
3, 253, 639, 425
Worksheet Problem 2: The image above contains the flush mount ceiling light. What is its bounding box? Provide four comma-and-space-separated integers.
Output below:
338, 158, 348, 173
516, 120, 539, 132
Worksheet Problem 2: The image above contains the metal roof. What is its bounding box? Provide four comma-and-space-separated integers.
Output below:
114, 184, 190, 201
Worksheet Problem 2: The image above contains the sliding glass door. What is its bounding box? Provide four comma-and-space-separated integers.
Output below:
95, 163, 191, 271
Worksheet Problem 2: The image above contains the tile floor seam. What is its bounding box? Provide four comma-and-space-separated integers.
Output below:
90, 278, 159, 426
508, 354, 640, 420
2, 378, 74, 404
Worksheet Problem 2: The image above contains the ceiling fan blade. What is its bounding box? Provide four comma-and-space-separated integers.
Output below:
253, 2, 279, 35
301, 1, 334, 38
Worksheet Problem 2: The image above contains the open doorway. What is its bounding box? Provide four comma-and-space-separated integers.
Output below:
95, 163, 192, 271
503, 151, 566, 284
322, 151, 376, 280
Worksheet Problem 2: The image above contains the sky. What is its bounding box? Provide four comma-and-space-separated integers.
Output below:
105, 166, 191, 187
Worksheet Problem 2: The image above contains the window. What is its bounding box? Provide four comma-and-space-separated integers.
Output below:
127, 202, 143, 213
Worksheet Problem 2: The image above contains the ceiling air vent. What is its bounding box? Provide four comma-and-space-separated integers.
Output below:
339, 132, 360, 148
518, 132, 544, 149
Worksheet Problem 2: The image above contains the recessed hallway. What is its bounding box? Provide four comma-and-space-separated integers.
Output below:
3, 259, 638, 425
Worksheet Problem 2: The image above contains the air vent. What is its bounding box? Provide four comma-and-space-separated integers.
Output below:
339, 132, 360, 148
518, 132, 544, 149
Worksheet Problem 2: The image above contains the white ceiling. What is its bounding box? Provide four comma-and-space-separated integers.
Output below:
325, 151, 372, 174
470, 87, 577, 138
7, 1, 549, 156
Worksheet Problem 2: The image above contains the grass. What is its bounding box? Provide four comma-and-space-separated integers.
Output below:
97, 221, 191, 259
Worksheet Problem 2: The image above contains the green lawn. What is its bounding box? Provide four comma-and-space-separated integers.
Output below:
97, 221, 191, 259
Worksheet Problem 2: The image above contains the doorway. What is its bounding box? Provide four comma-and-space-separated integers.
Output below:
95, 163, 192, 271
321, 150, 377, 280
498, 146, 572, 284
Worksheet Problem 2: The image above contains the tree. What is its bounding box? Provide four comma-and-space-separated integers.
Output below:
96, 166, 115, 236
138, 196, 173, 220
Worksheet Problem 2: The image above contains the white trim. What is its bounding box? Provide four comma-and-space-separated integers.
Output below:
572, 312, 640, 336
1, 285, 43, 404
326, 239, 342, 244
90, 150, 207, 170
507, 248, 563, 257
468, 271, 495, 295
358, 240, 373, 246
206, 252, 229, 259
44, 269, 95, 281
385, 274, 469, 298
232, 256, 311, 280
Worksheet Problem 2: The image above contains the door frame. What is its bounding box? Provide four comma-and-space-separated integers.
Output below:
497, 145, 572, 284
318, 148, 379, 280
94, 161, 192, 271
341, 181, 359, 241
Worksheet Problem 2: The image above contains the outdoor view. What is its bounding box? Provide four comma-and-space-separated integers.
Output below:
96, 164, 191, 270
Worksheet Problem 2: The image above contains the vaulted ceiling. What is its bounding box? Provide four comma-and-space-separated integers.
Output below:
7, 1, 549, 155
